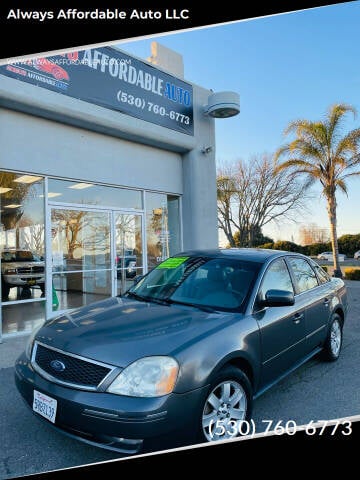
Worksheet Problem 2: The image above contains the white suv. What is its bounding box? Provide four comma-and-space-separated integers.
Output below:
354, 250, 360, 260
1, 249, 45, 300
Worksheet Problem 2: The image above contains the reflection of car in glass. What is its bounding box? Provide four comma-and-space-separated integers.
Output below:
31, 58, 69, 81
317, 252, 346, 261
116, 249, 137, 279
16, 249, 347, 454
1, 249, 45, 300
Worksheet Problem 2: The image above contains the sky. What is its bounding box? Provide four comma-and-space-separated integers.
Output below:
119, 1, 360, 245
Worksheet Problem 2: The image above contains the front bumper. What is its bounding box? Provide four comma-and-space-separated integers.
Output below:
4, 275, 45, 286
15, 353, 207, 454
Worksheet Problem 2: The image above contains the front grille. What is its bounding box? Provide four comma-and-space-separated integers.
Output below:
17, 266, 44, 274
17, 267, 32, 274
34, 343, 112, 389
32, 266, 44, 273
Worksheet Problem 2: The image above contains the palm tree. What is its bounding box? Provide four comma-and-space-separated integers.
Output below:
274, 103, 360, 277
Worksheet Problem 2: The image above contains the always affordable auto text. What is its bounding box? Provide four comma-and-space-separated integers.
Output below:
6, 9, 190, 21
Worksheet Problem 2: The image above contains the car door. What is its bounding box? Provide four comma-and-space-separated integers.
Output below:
253, 258, 307, 389
287, 258, 332, 353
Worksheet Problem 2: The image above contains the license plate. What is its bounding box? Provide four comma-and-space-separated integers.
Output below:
33, 390, 57, 423
27, 280, 36, 285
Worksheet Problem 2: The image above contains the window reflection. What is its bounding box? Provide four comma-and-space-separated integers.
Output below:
288, 258, 319, 293
51, 209, 111, 271
258, 259, 294, 303
0, 172, 45, 303
52, 271, 112, 311
145, 193, 180, 270
114, 213, 143, 295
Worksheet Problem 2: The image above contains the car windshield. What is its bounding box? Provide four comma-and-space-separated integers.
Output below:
127, 256, 261, 312
1, 251, 40, 262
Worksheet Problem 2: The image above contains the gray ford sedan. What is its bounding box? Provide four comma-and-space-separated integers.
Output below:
15, 249, 347, 453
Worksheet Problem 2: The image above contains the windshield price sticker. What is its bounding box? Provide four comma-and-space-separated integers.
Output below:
156, 257, 189, 269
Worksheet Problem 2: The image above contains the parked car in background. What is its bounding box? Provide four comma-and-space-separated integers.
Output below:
1, 249, 45, 300
317, 251, 346, 262
15, 249, 347, 453
116, 249, 137, 279
354, 250, 360, 260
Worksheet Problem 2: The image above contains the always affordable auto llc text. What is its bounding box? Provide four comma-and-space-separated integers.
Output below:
6, 9, 191, 21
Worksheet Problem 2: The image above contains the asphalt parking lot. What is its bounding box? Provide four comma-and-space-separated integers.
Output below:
1, 281, 360, 479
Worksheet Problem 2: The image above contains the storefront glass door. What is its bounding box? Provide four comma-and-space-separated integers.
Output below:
50, 207, 112, 315
49, 206, 144, 317
113, 212, 144, 296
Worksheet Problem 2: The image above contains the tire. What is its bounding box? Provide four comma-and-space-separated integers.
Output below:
322, 314, 343, 362
198, 365, 253, 443
39, 283, 45, 298
1, 279, 10, 300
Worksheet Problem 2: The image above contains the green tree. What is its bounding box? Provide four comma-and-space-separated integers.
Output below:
232, 227, 273, 248
275, 103, 360, 277
337, 234, 360, 257
305, 242, 331, 256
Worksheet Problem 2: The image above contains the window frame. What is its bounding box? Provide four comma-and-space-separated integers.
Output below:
309, 260, 331, 285
253, 257, 295, 312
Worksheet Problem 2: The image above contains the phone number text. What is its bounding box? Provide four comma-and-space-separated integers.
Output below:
116, 89, 190, 125
208, 419, 352, 439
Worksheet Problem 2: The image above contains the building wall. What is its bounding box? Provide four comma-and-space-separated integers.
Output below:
0, 53, 218, 251
0, 108, 183, 194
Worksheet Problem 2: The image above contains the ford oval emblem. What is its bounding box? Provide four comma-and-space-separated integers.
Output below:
50, 359, 66, 372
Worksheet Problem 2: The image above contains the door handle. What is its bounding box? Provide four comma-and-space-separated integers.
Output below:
293, 312, 303, 324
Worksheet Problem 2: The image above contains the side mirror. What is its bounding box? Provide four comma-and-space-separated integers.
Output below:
261, 289, 295, 307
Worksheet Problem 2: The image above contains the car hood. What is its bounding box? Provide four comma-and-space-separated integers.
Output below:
36, 297, 241, 367
2, 261, 44, 270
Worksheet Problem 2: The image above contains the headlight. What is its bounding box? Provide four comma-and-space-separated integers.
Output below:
4, 268, 17, 274
25, 322, 44, 359
107, 356, 179, 397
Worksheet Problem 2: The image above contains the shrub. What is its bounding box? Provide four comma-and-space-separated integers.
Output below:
338, 234, 360, 257
344, 268, 360, 280
257, 243, 274, 249
305, 242, 332, 256
272, 240, 304, 253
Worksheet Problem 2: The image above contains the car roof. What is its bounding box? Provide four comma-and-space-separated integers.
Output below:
176, 248, 303, 264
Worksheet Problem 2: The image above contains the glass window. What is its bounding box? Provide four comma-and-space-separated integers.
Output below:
51, 208, 112, 313
145, 192, 181, 270
167, 196, 181, 256
314, 265, 330, 284
1, 172, 45, 305
129, 257, 261, 312
48, 179, 142, 210
288, 257, 319, 293
52, 271, 112, 311
257, 259, 294, 304
51, 209, 111, 271
114, 213, 143, 295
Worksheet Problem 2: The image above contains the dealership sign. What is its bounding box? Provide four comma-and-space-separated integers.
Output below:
0, 47, 194, 135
